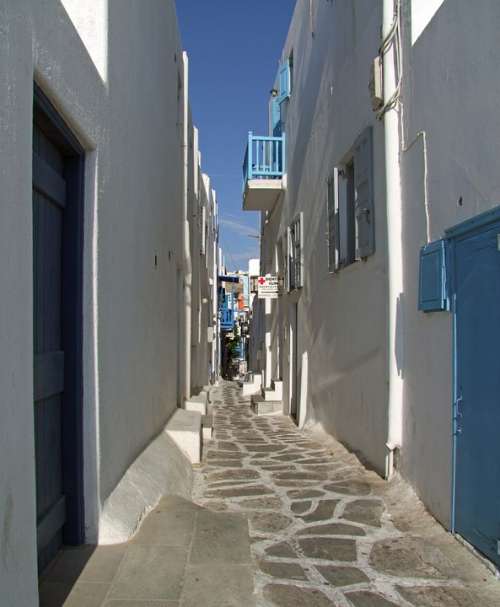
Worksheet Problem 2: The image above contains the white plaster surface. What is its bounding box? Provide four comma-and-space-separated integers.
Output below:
411, 0, 446, 45
242, 382, 262, 397
98, 429, 193, 545
184, 393, 208, 415
250, 0, 500, 533
254, 0, 389, 476
0, 1, 218, 602
166, 408, 202, 464
398, 0, 500, 526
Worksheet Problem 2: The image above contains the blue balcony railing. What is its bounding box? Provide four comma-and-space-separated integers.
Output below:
243, 131, 286, 185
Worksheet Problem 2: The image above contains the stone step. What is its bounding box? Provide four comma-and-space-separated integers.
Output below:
251, 396, 283, 416
184, 392, 208, 415
165, 408, 202, 464
261, 379, 283, 401
242, 372, 262, 396
202, 414, 213, 441
262, 389, 281, 401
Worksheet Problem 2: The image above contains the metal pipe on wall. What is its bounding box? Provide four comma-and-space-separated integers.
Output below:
182, 51, 192, 401
382, 0, 404, 479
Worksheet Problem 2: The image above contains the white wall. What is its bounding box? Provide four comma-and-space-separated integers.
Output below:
249, 0, 500, 533
0, 1, 190, 602
98, 0, 184, 510
0, 5, 40, 603
410, 0, 445, 45
261, 0, 389, 473
248, 258, 260, 277
400, 0, 500, 526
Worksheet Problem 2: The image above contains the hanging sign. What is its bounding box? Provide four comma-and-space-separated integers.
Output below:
257, 275, 279, 299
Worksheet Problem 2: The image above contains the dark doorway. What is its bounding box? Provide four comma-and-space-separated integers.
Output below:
33, 85, 85, 574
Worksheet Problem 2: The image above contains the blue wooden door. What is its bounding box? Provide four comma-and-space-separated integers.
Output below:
33, 88, 85, 575
454, 219, 500, 567
33, 122, 67, 573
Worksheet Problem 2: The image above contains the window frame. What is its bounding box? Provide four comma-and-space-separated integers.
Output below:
327, 126, 375, 274
288, 212, 304, 291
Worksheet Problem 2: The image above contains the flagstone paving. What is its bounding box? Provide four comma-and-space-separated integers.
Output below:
194, 382, 500, 607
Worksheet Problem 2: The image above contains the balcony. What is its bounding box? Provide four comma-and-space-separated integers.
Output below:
242, 132, 286, 211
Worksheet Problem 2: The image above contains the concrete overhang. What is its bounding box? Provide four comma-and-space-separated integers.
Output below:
243, 179, 285, 211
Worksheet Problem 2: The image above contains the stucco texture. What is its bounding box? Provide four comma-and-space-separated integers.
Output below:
258, 0, 389, 475
0, 1, 187, 602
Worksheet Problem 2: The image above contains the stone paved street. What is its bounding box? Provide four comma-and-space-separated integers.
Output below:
194, 382, 500, 607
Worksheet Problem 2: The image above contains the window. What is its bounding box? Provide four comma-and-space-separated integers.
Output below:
270, 96, 282, 137
201, 206, 206, 255
288, 213, 303, 290
271, 53, 293, 138
278, 55, 292, 104
250, 276, 259, 293
281, 234, 289, 292
327, 126, 375, 272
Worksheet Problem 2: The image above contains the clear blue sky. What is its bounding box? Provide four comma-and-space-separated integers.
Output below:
175, 0, 296, 271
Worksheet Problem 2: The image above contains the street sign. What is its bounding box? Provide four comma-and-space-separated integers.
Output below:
257, 275, 279, 299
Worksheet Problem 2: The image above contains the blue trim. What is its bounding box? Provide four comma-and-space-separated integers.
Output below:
242, 132, 285, 187
271, 96, 282, 137
277, 60, 291, 104
248, 131, 253, 180
451, 295, 457, 532
282, 132, 286, 175
445, 204, 500, 239
418, 239, 448, 312
447, 213, 500, 534
34, 83, 86, 548
424, 207, 500, 532
450, 240, 458, 532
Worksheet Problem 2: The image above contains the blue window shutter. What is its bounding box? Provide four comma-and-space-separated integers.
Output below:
271, 96, 282, 136
418, 239, 448, 312
354, 126, 375, 259
278, 60, 291, 103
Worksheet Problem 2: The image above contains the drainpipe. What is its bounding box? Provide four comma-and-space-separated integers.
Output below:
182, 51, 192, 401
382, 0, 403, 479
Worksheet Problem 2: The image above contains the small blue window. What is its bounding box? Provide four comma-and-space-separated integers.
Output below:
278, 60, 291, 103
418, 239, 448, 312
271, 96, 282, 136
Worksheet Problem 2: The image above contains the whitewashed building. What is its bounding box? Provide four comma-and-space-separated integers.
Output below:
244, 0, 500, 569
0, 1, 220, 602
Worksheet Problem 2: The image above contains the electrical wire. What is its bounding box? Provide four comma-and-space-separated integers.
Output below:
376, 0, 403, 120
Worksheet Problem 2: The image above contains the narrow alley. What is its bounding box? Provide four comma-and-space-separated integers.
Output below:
37, 381, 500, 606
4, 2, 500, 605
193, 383, 500, 606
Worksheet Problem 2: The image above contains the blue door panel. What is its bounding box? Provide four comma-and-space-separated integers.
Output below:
454, 221, 500, 567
